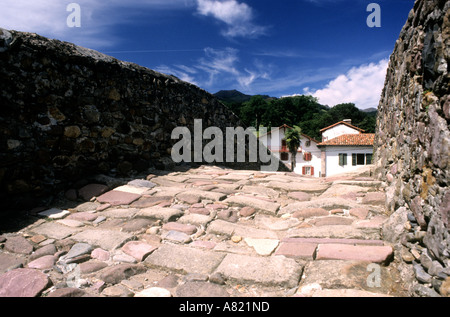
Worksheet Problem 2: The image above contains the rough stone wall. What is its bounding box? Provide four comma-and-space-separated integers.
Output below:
374, 0, 450, 296
0, 29, 273, 211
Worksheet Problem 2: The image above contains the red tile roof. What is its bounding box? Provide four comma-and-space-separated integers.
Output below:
318, 134, 375, 146
320, 121, 365, 133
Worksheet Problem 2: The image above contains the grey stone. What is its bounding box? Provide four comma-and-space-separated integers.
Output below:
214, 254, 302, 288
266, 181, 329, 193
64, 243, 94, 260
157, 274, 180, 288
37, 208, 70, 219
413, 262, 432, 283
413, 284, 441, 297
207, 220, 278, 239
128, 179, 157, 189
71, 229, 133, 251
137, 206, 184, 223
162, 231, 192, 244
223, 196, 280, 215
176, 282, 229, 297
122, 218, 154, 233
145, 244, 225, 275
75, 202, 101, 212
382, 207, 408, 243
30, 222, 82, 240
0, 28, 13, 53
286, 225, 381, 240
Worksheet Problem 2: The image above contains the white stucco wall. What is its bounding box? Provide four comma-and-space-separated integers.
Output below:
259, 127, 321, 177
322, 124, 360, 142
293, 141, 322, 177
323, 146, 373, 177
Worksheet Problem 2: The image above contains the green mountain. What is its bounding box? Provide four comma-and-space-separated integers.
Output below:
214, 90, 274, 104
213, 90, 378, 141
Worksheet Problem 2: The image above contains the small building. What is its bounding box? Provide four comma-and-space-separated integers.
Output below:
318, 120, 375, 177
259, 124, 322, 177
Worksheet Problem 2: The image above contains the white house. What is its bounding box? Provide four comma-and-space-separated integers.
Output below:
320, 119, 365, 142
318, 120, 375, 177
259, 124, 322, 177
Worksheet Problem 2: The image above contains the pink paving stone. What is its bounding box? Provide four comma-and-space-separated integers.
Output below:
78, 184, 109, 201
131, 196, 173, 208
27, 255, 56, 270
4, 236, 33, 255
287, 192, 312, 202
67, 212, 99, 222
47, 288, 87, 297
362, 192, 386, 205
330, 209, 345, 214
316, 244, 394, 263
355, 215, 389, 228
97, 190, 141, 206
275, 242, 318, 260
192, 181, 215, 186
309, 216, 354, 227
79, 261, 108, 274
189, 208, 210, 216
97, 204, 111, 211
293, 208, 329, 219
0, 268, 51, 297
282, 237, 385, 246
239, 207, 256, 217
91, 248, 110, 261
349, 208, 370, 220
206, 204, 228, 210
121, 241, 158, 262
158, 201, 172, 208
162, 222, 197, 235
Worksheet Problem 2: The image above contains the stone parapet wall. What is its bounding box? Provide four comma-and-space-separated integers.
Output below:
374, 0, 449, 296
0, 29, 274, 210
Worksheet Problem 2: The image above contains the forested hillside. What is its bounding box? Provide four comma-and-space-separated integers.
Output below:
215, 91, 377, 141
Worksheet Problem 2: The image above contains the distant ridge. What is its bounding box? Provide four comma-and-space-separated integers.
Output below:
214, 90, 274, 104
362, 107, 378, 113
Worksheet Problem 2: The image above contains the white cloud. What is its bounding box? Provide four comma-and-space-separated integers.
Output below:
155, 47, 270, 90
155, 65, 199, 85
0, 0, 196, 48
196, 0, 266, 38
303, 59, 389, 109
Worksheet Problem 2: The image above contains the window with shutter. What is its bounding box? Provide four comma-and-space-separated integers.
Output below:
304, 152, 312, 161
311, 167, 314, 176
339, 153, 347, 166
280, 152, 289, 161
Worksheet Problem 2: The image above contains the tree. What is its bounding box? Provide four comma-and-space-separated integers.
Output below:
240, 95, 268, 129
285, 126, 302, 172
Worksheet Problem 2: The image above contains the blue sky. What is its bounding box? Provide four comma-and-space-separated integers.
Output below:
1, 0, 414, 109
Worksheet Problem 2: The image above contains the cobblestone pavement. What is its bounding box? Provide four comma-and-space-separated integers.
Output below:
0, 166, 410, 297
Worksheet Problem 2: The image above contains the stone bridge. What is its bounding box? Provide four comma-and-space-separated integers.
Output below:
0, 165, 416, 297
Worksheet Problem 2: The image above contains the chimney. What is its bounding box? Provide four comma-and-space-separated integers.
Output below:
343, 119, 352, 125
